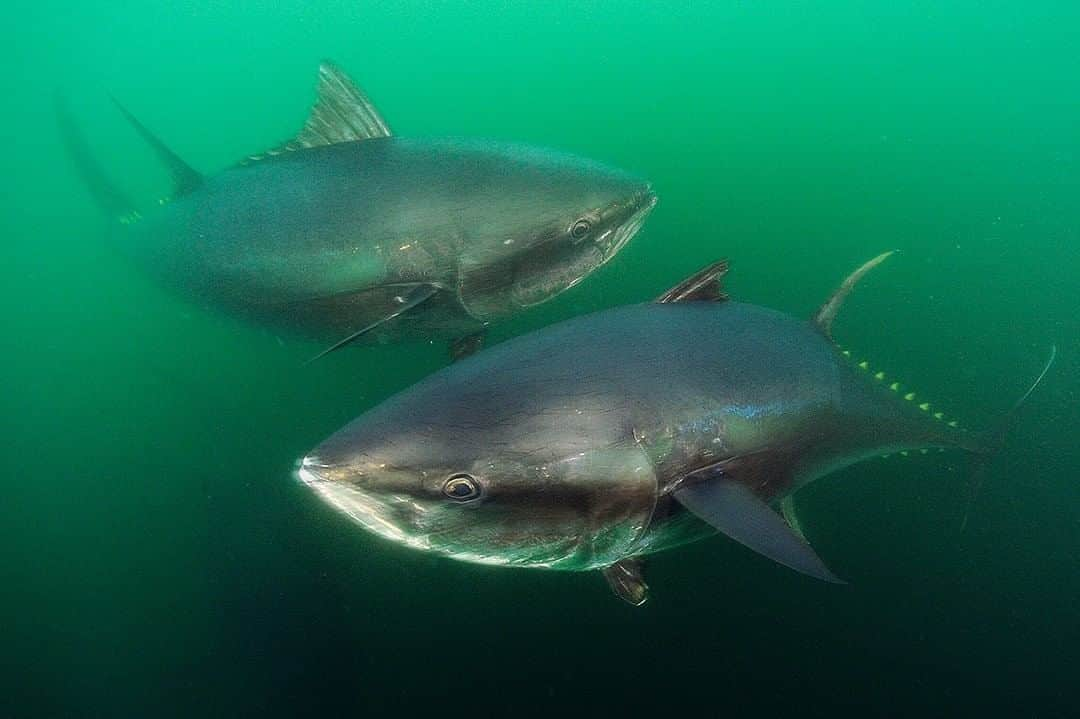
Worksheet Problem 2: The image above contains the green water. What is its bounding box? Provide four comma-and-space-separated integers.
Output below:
4, 2, 1079, 715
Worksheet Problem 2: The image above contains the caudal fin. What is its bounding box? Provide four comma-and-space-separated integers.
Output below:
960, 344, 1057, 531
55, 95, 135, 219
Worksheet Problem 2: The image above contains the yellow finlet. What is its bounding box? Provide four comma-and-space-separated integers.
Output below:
918, 402, 930, 411
904, 392, 916, 401
857, 360, 869, 369
874, 371, 885, 381
933, 412, 944, 420
889, 382, 900, 391
947, 420, 959, 427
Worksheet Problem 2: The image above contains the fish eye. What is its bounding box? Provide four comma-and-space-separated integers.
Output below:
443, 473, 481, 501
570, 218, 592, 242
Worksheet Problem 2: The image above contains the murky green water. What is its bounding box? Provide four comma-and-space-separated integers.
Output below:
4, 2, 1078, 715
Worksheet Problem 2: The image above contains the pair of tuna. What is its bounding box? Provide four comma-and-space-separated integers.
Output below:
64, 62, 1053, 605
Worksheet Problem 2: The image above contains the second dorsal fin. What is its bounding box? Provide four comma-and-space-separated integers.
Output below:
656, 260, 729, 303
813, 251, 894, 338
246, 60, 391, 164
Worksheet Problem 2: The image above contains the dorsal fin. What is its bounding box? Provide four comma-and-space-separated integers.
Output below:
656, 260, 729, 303
245, 60, 391, 164
813, 251, 894, 338
111, 98, 203, 197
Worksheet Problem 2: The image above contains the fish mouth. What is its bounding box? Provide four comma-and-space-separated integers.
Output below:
598, 186, 656, 262
296, 455, 428, 548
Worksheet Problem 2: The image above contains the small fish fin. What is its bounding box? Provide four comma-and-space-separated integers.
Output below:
449, 331, 486, 362
246, 60, 391, 164
959, 344, 1057, 532
110, 98, 203, 198
813, 251, 894, 339
674, 465, 843, 583
779, 494, 807, 543
655, 259, 729, 303
55, 95, 135, 219
305, 283, 440, 363
601, 558, 649, 606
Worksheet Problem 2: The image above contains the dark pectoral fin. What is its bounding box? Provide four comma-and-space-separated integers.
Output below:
305, 283, 440, 363
656, 260, 729, 303
602, 558, 649, 606
674, 476, 843, 583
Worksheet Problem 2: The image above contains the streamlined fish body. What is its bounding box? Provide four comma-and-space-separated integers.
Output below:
298, 255, 1053, 605
60, 62, 655, 358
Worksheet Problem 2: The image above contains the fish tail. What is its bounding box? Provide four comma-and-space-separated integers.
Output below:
55, 95, 135, 220
959, 344, 1057, 531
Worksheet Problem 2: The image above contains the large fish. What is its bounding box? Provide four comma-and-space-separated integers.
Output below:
297, 254, 1054, 604
58, 61, 656, 359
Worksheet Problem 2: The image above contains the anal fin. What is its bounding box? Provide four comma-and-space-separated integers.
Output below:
601, 558, 649, 606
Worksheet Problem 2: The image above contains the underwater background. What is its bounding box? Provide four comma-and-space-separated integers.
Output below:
3, 1, 1078, 715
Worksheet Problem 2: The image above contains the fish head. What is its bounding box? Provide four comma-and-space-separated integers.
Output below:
458, 145, 656, 319
297, 361, 657, 569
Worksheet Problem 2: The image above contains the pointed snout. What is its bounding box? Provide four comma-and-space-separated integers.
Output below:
296, 450, 371, 486
296, 454, 330, 485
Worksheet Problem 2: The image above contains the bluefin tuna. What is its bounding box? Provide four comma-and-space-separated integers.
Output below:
296, 254, 1054, 604
58, 61, 656, 359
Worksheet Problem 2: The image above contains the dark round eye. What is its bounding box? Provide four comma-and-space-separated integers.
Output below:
570, 219, 592, 241
443, 473, 481, 501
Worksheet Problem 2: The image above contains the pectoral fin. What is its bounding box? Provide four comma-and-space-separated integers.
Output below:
674, 477, 843, 583
305, 283, 440, 363
601, 558, 649, 606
